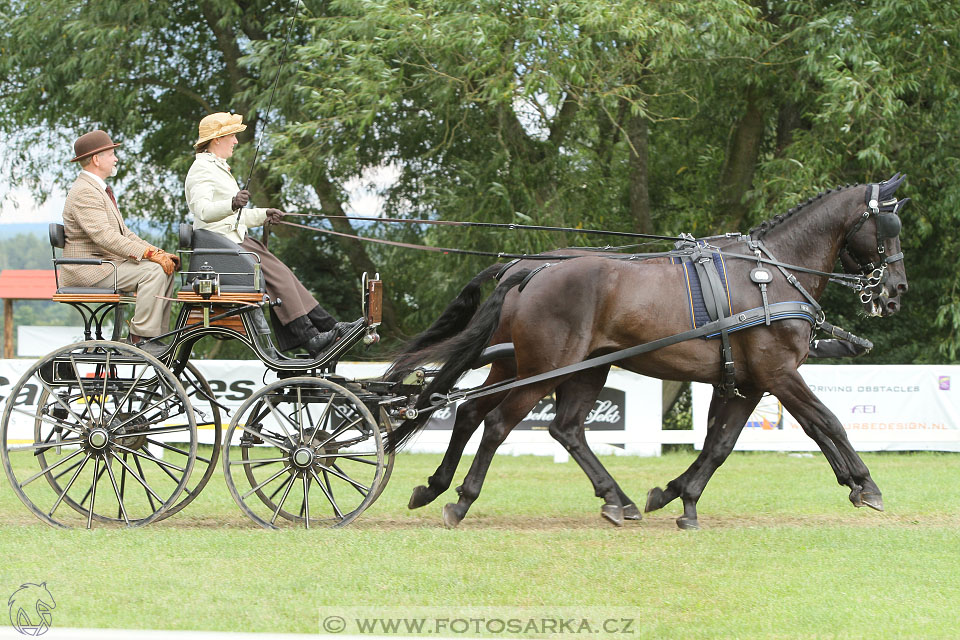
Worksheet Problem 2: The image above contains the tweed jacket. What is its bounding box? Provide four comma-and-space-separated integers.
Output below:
184, 153, 268, 244
61, 173, 153, 287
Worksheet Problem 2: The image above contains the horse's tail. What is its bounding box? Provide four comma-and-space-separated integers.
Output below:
385, 268, 530, 453
384, 262, 506, 381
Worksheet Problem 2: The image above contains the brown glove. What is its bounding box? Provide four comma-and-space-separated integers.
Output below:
147, 249, 178, 276
265, 208, 285, 223
232, 189, 251, 210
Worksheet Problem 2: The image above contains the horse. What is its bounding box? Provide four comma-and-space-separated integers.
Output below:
386, 176, 909, 529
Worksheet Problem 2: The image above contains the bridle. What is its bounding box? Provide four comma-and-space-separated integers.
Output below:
837, 183, 907, 304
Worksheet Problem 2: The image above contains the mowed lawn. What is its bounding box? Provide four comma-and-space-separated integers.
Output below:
1, 450, 958, 638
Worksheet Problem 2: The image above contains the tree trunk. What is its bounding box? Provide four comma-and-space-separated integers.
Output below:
717, 89, 765, 230
312, 175, 398, 332
626, 110, 652, 234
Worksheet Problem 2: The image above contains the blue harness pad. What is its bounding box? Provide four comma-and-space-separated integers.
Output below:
671, 250, 732, 333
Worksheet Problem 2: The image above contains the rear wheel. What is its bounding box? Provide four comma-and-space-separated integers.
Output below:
223, 377, 386, 529
1, 341, 196, 528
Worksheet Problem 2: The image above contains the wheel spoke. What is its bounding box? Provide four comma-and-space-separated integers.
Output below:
86, 456, 100, 529
302, 474, 310, 529
145, 438, 211, 464
307, 395, 336, 444
296, 387, 305, 441
140, 446, 195, 498
8, 437, 86, 454
49, 453, 92, 517
113, 443, 186, 473
128, 424, 194, 437
98, 351, 112, 428
103, 360, 151, 427
310, 468, 343, 519
237, 423, 289, 451
270, 473, 297, 525
112, 451, 163, 505
10, 405, 84, 436
34, 376, 88, 430
230, 456, 288, 466
334, 454, 379, 466
52, 457, 86, 482
318, 461, 370, 496
241, 465, 293, 501
104, 456, 130, 525
262, 396, 297, 441
314, 417, 363, 450
109, 391, 177, 434
79, 461, 108, 507
20, 449, 84, 488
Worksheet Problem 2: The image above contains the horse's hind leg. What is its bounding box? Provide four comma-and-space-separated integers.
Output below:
548, 367, 639, 526
408, 394, 499, 509
409, 364, 514, 510
443, 382, 557, 528
649, 390, 761, 529
773, 371, 882, 510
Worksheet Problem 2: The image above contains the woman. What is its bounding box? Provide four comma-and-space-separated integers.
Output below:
184, 112, 359, 356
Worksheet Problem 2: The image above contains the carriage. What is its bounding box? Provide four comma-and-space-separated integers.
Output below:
0, 223, 424, 529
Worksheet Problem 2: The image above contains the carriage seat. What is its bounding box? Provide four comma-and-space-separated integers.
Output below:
179, 223, 264, 294
48, 223, 134, 301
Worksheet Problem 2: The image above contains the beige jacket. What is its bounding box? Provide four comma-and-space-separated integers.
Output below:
184, 153, 268, 243
61, 173, 152, 287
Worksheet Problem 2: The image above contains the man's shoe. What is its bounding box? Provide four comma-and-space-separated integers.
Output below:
333, 318, 366, 337
128, 334, 168, 357
305, 330, 336, 358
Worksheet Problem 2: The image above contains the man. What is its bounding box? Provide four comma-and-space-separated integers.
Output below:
61, 130, 178, 355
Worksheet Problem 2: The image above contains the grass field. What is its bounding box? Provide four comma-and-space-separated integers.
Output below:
2, 449, 959, 638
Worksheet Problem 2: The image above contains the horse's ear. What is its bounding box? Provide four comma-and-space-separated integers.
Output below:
879, 173, 906, 200
893, 197, 911, 214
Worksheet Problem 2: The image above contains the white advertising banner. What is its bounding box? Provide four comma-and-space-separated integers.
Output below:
692, 365, 960, 451
0, 359, 663, 457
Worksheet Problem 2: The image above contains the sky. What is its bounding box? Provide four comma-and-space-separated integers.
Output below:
0, 186, 66, 224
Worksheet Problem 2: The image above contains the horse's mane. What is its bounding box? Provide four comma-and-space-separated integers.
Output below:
749, 184, 861, 239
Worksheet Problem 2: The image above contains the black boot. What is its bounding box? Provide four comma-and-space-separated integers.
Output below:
305, 329, 337, 358
333, 318, 366, 336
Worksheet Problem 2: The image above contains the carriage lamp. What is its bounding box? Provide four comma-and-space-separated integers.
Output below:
193, 262, 220, 299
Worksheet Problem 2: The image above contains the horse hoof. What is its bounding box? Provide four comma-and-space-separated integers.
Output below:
645, 487, 665, 513
408, 485, 434, 510
601, 504, 624, 527
442, 503, 463, 529
676, 516, 700, 530
622, 503, 642, 521
860, 492, 884, 512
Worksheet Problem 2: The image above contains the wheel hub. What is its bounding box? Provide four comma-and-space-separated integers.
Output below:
87, 428, 109, 450
291, 447, 314, 469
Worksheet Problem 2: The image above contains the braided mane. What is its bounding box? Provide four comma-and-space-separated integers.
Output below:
749, 184, 860, 239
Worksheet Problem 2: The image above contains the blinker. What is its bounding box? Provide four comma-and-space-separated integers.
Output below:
875, 212, 901, 239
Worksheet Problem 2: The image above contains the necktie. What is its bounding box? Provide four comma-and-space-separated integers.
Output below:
105, 185, 119, 211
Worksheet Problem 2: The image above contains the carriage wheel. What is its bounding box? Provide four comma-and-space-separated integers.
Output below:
0, 341, 196, 528
154, 362, 222, 520
222, 377, 387, 529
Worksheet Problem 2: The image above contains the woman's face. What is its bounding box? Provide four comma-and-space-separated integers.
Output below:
211, 133, 239, 159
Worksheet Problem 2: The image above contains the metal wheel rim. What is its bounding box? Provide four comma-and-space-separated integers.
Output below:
1, 341, 196, 528
223, 376, 385, 529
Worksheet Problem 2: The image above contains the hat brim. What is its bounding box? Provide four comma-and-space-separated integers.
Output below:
69, 142, 122, 163
193, 123, 247, 148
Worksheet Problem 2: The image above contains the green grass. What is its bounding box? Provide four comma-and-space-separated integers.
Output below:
2, 450, 959, 638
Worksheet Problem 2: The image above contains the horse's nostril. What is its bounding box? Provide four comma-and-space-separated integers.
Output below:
887, 300, 898, 311
897, 282, 908, 293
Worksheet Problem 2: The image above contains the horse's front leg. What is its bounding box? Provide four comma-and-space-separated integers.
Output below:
646, 389, 760, 529
772, 371, 882, 511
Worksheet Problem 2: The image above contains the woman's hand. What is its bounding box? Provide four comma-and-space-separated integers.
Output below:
231, 189, 251, 210
265, 208, 285, 223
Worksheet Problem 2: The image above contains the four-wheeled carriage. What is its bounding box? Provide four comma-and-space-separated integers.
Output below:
0, 223, 406, 529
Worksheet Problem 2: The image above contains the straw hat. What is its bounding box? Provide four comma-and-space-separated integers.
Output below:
194, 112, 247, 148
70, 130, 121, 162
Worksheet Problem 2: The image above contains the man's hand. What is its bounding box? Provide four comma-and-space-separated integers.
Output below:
148, 249, 178, 276
232, 189, 251, 210
265, 208, 285, 224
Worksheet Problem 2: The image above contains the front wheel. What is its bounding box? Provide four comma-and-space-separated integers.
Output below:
222, 377, 387, 529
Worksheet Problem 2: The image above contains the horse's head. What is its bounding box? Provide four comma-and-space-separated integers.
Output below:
839, 174, 909, 316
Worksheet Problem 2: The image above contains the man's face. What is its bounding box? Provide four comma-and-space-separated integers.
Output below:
94, 148, 118, 177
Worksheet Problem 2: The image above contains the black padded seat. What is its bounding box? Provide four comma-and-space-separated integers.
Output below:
55, 287, 120, 295
182, 225, 263, 293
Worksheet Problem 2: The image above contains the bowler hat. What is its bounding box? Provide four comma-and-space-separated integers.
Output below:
70, 130, 121, 162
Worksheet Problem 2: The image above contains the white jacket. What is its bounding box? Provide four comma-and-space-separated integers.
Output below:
184, 153, 268, 243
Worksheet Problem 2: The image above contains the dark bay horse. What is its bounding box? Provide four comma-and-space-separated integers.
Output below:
387, 177, 909, 529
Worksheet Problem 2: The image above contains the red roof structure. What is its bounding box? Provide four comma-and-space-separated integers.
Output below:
1, 269, 59, 357
0, 269, 57, 299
